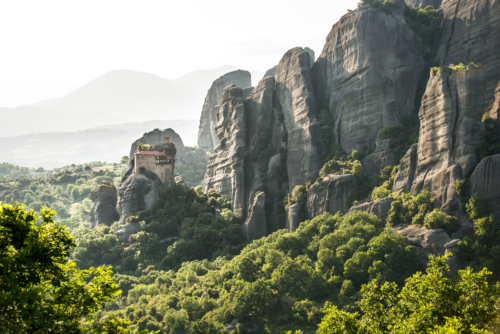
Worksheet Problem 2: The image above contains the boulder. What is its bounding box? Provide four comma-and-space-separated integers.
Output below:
197, 70, 252, 152
175, 175, 189, 190
312, 0, 425, 153
361, 149, 398, 177
242, 192, 267, 241
116, 168, 165, 224
203, 86, 247, 217
348, 197, 395, 223
392, 144, 418, 194
115, 223, 139, 242
306, 174, 355, 219
469, 154, 500, 219
276, 47, 324, 190
397, 225, 462, 275
411, 65, 489, 215
89, 183, 119, 228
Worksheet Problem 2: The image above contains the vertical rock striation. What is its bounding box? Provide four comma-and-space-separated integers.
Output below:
306, 174, 355, 219
312, 1, 425, 153
242, 192, 267, 241
392, 144, 418, 194
203, 86, 247, 217
469, 154, 500, 219
411, 65, 488, 214
197, 70, 252, 152
275, 47, 323, 190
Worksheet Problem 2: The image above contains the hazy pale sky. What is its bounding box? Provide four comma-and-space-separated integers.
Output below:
0, 0, 359, 105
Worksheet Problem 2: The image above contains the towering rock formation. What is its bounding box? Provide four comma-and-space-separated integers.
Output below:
242, 192, 267, 241
392, 144, 418, 194
435, 0, 500, 106
411, 64, 488, 215
197, 70, 252, 152
203, 85, 247, 217
89, 183, 119, 228
313, 0, 425, 153
276, 47, 323, 190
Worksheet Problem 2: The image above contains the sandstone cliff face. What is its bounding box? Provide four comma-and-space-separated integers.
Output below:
197, 70, 252, 152
242, 192, 267, 241
116, 168, 165, 224
411, 65, 488, 215
312, 1, 425, 153
435, 0, 500, 107
306, 174, 355, 219
89, 184, 119, 228
483, 81, 500, 130
470, 154, 500, 219
276, 47, 323, 190
203, 86, 247, 217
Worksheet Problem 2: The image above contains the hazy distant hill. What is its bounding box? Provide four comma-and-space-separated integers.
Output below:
0, 105, 130, 137
34, 70, 197, 120
0, 119, 198, 169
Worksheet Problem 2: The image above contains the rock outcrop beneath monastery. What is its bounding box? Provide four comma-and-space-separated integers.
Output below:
411, 65, 488, 215
348, 197, 395, 223
89, 184, 119, 228
392, 144, 418, 194
470, 154, 500, 219
116, 168, 165, 225
276, 47, 323, 190
312, 0, 425, 153
203, 86, 247, 217
242, 192, 267, 241
306, 174, 355, 219
197, 70, 252, 152
435, 0, 500, 106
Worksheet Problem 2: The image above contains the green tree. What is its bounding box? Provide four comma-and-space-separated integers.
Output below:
120, 156, 129, 164
0, 202, 128, 333
318, 254, 499, 334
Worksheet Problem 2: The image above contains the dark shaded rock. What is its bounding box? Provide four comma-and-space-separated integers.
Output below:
89, 184, 119, 228
116, 168, 165, 224
348, 197, 395, 223
362, 148, 398, 177
313, 0, 425, 153
469, 154, 500, 219
392, 144, 418, 194
483, 81, 500, 132
306, 174, 355, 218
197, 70, 252, 152
276, 47, 323, 190
242, 192, 267, 241
175, 175, 188, 190
397, 225, 462, 275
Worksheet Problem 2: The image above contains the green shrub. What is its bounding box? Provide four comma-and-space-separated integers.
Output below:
404, 5, 440, 46
424, 209, 460, 234
477, 118, 500, 160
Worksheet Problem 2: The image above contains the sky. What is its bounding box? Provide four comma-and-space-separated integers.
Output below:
0, 0, 359, 106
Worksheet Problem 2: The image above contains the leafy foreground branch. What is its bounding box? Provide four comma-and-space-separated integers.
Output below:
317, 253, 499, 334
0, 202, 153, 333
